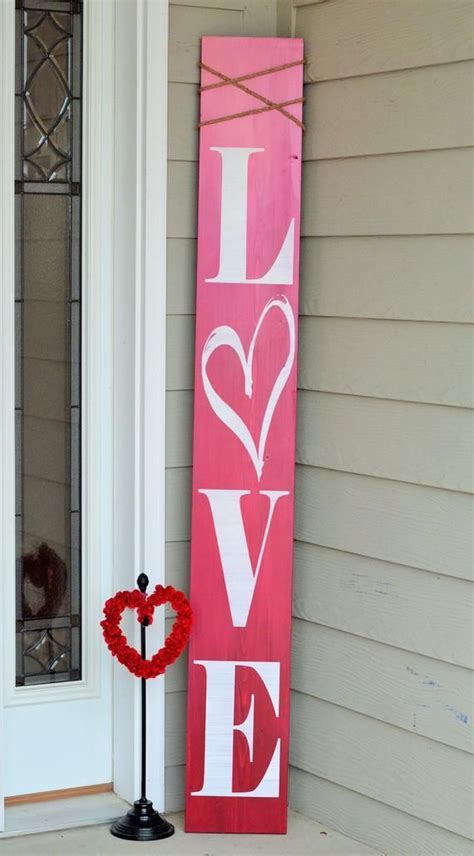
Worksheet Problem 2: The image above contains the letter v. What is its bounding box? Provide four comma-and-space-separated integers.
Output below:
199, 490, 289, 627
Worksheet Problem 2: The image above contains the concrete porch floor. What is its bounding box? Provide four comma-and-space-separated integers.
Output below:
1, 810, 384, 855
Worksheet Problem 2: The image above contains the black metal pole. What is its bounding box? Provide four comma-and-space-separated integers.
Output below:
140, 618, 147, 802
110, 574, 175, 841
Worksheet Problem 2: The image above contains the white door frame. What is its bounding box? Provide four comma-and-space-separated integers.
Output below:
112, 0, 169, 809
0, 0, 169, 825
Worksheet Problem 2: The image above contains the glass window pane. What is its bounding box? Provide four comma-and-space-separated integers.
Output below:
15, 0, 82, 687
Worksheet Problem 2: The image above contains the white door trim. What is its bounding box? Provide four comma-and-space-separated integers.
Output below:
0, 0, 15, 834
111, 0, 169, 810
135, 0, 169, 811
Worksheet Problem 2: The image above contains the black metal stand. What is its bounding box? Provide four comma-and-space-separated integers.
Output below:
110, 574, 175, 842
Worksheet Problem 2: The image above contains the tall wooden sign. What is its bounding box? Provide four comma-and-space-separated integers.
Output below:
185, 36, 304, 834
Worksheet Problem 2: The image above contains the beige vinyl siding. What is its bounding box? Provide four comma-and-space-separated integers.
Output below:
164, 1, 474, 845
168, 234, 474, 320
287, 1, 474, 853
164, 0, 279, 812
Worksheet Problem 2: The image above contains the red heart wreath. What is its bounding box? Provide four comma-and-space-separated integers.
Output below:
101, 585, 192, 679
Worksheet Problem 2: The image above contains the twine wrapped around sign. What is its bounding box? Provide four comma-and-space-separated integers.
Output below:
198, 59, 305, 129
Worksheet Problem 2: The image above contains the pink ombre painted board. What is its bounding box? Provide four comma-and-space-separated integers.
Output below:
185, 36, 303, 834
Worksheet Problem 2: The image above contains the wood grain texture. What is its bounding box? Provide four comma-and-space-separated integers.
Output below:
292, 541, 474, 669
290, 692, 474, 838
301, 149, 474, 236
298, 317, 474, 407
289, 767, 474, 856
297, 391, 474, 492
185, 35, 303, 832
292, 619, 473, 752
295, 467, 474, 581
299, 235, 474, 322
166, 7, 284, 819
296, 0, 474, 82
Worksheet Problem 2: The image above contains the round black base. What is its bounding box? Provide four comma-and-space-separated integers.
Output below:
110, 799, 175, 842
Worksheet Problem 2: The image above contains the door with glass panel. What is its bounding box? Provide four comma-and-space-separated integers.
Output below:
4, 0, 112, 798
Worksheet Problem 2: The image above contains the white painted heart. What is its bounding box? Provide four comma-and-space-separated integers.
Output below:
201, 296, 295, 480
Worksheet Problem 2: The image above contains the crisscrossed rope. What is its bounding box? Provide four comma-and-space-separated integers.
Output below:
198, 59, 305, 130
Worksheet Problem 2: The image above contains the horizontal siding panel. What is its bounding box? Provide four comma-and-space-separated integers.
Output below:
169, 0, 275, 85
164, 542, 190, 699
295, 467, 473, 581
292, 620, 473, 752
169, 4, 244, 84
168, 387, 474, 490
169, 151, 474, 239
301, 149, 474, 236
304, 62, 474, 160
167, 161, 197, 239
165, 690, 187, 767
165, 686, 474, 829
298, 317, 474, 407
165, 540, 190, 592
290, 767, 474, 856
170, 236, 474, 322
165, 621, 188, 693
166, 390, 193, 467
299, 235, 474, 322
297, 391, 474, 492
165, 467, 192, 542
167, 238, 196, 315
296, 0, 474, 83
293, 541, 474, 669
165, 764, 185, 813
166, 315, 195, 391
167, 60, 474, 162
168, 83, 199, 162
167, 315, 474, 406
290, 692, 474, 838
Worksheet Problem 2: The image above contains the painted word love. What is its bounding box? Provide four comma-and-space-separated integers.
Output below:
185, 36, 304, 834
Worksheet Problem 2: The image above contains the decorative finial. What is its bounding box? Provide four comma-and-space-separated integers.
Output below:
137, 573, 149, 593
